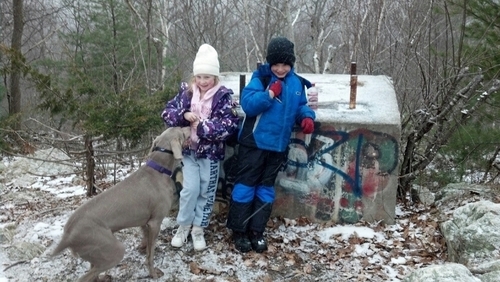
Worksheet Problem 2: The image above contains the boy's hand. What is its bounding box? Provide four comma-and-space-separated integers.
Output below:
301, 118, 314, 134
269, 80, 282, 98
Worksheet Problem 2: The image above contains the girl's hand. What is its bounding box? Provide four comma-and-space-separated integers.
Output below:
191, 119, 200, 129
184, 112, 198, 123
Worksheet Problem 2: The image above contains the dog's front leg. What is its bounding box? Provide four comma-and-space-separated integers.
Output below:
78, 264, 112, 282
145, 220, 164, 278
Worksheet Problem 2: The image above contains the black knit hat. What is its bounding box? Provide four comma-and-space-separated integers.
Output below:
266, 37, 296, 67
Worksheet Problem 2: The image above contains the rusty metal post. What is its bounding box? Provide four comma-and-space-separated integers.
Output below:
239, 74, 245, 104
349, 62, 357, 109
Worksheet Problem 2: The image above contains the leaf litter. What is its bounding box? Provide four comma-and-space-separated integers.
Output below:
0, 155, 474, 282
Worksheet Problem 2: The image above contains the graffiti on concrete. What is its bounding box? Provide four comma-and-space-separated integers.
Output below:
275, 125, 398, 223
172, 125, 398, 224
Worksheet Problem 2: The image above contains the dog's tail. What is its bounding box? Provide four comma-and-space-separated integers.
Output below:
50, 236, 69, 257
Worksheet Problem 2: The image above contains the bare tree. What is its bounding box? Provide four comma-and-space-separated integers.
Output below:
126, 0, 180, 91
300, 0, 339, 73
1, 0, 65, 128
2, 0, 500, 196
237, 0, 266, 67
231, 0, 312, 71
8, 0, 24, 129
392, 1, 500, 197
329, 0, 392, 74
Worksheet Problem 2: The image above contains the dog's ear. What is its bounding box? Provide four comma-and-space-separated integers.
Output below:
150, 135, 160, 153
171, 127, 190, 159
171, 138, 183, 159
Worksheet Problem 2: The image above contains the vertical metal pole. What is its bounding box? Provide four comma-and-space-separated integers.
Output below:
239, 74, 245, 104
349, 62, 357, 109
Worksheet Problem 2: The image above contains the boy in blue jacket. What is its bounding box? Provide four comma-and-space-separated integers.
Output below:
226, 37, 316, 252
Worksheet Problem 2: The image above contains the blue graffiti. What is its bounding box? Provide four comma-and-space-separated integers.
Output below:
287, 129, 397, 198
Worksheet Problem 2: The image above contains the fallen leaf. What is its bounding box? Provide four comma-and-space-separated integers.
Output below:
303, 264, 312, 274
189, 261, 200, 274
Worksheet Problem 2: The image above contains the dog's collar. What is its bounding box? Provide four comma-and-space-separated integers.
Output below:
152, 146, 174, 155
146, 160, 172, 177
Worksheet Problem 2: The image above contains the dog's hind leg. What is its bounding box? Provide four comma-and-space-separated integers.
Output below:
144, 219, 164, 278
77, 233, 126, 282
137, 225, 149, 254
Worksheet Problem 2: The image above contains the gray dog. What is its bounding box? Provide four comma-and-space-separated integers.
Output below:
51, 126, 190, 282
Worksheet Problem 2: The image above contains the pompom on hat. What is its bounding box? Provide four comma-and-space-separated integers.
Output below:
193, 44, 220, 76
266, 37, 296, 67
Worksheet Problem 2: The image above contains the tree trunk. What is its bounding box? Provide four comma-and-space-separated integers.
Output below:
9, 0, 24, 130
482, 146, 500, 183
85, 135, 96, 197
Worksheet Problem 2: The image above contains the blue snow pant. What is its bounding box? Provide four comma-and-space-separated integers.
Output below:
226, 144, 286, 233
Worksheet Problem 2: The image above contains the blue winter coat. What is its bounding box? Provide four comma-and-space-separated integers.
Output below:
161, 82, 239, 160
238, 64, 316, 152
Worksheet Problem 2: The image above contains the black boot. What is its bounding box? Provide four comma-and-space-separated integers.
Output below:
248, 199, 272, 253
249, 231, 267, 253
226, 200, 253, 252
232, 231, 252, 253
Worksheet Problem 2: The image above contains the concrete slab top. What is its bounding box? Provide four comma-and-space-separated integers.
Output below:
220, 72, 400, 126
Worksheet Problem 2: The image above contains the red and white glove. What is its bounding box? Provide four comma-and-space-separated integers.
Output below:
301, 118, 314, 134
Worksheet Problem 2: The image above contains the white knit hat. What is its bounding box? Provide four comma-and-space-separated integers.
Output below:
193, 44, 220, 76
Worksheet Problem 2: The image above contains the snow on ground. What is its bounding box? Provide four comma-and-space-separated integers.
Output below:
0, 149, 448, 282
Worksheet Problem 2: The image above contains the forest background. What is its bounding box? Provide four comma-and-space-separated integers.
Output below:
1, 0, 500, 200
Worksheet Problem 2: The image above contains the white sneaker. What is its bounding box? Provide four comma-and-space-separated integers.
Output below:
191, 226, 206, 251
171, 225, 191, 247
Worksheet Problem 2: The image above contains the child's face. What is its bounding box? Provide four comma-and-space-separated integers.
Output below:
195, 75, 217, 92
271, 63, 291, 78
